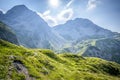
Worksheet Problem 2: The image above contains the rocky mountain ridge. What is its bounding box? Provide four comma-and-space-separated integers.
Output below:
0, 5, 65, 49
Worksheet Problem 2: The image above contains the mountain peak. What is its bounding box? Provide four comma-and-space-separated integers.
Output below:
74, 18, 89, 21
75, 18, 92, 23
54, 17, 114, 41
6, 5, 30, 15
65, 18, 93, 26
11, 5, 28, 10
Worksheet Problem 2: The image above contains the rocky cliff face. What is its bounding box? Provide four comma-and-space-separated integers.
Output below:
0, 21, 19, 44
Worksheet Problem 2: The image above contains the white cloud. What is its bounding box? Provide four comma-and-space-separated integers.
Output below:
87, 0, 100, 11
44, 15, 58, 26
37, 8, 73, 27
37, 11, 57, 26
36, 12, 44, 19
57, 8, 73, 21
43, 10, 50, 16
36, 0, 75, 27
0, 9, 5, 14
66, 0, 74, 8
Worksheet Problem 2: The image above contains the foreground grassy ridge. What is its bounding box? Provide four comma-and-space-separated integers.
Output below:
0, 39, 120, 80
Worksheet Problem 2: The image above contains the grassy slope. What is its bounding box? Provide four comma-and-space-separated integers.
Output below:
77, 38, 120, 63
0, 39, 120, 80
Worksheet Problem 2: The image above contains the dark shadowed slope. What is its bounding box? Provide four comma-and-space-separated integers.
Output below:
60, 38, 120, 63
0, 21, 18, 44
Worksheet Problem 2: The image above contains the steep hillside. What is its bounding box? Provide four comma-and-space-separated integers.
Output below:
53, 18, 115, 41
0, 21, 19, 44
0, 5, 65, 49
60, 38, 120, 63
81, 38, 120, 63
0, 11, 3, 18
0, 39, 120, 80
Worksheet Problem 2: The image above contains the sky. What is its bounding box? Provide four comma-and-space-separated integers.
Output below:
0, 0, 120, 32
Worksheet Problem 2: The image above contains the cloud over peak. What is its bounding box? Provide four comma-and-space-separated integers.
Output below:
87, 0, 100, 11
37, 8, 73, 27
57, 8, 73, 21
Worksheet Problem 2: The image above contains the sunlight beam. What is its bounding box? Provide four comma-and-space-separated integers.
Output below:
49, 0, 59, 7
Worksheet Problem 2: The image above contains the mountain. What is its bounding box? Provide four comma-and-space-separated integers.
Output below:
60, 38, 120, 63
0, 5, 65, 49
53, 18, 120, 63
80, 38, 120, 63
0, 11, 3, 18
53, 18, 115, 41
0, 5, 120, 65
0, 21, 19, 44
0, 39, 120, 80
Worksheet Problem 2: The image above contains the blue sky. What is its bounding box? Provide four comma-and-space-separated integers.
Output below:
0, 0, 120, 32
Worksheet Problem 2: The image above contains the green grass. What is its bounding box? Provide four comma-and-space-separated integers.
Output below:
0, 39, 120, 80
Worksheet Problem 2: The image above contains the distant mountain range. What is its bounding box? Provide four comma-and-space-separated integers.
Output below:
54, 18, 115, 41
0, 5, 120, 63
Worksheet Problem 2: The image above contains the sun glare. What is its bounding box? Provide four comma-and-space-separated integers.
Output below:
49, 0, 59, 7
